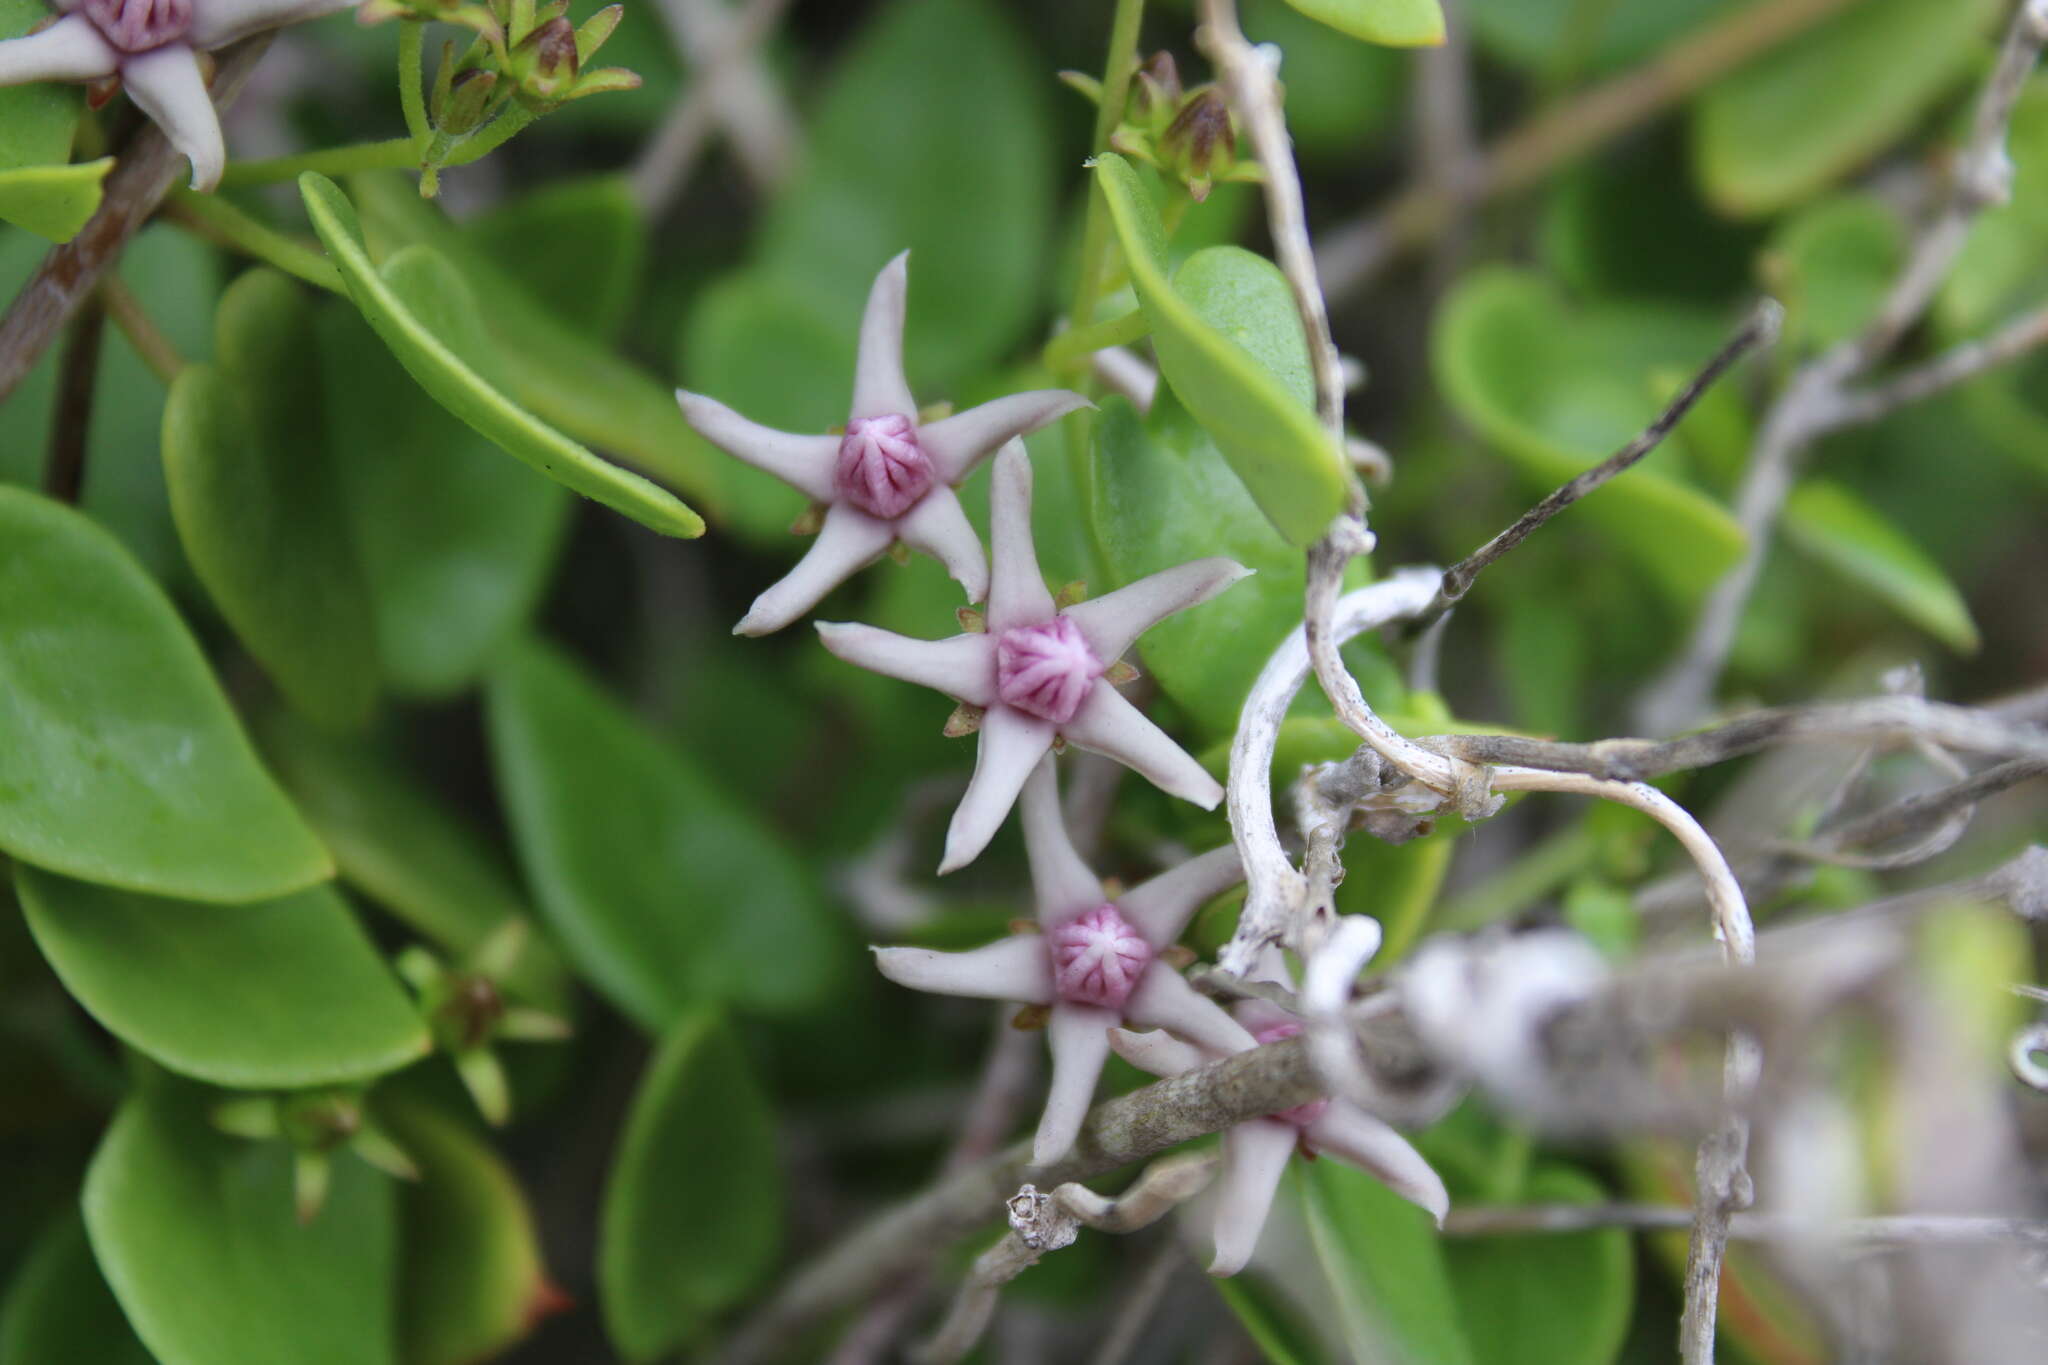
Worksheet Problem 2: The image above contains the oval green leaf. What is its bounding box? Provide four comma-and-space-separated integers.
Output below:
485, 638, 838, 1028
299, 172, 702, 538
0, 1213, 152, 1365
470, 175, 644, 340
1692, 0, 2001, 216
1761, 194, 1904, 351
1782, 478, 1980, 653
600, 1009, 780, 1362
1095, 154, 1348, 545
382, 1100, 555, 1365
0, 158, 111, 243
85, 1084, 400, 1365
0, 0, 82, 177
1432, 266, 1746, 603
1301, 1158, 1476, 1364
18, 864, 429, 1089
1283, 0, 1443, 47
1441, 1165, 1633, 1365
0, 487, 330, 900
166, 268, 380, 728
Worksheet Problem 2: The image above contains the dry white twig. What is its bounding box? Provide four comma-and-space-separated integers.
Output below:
629, 0, 796, 217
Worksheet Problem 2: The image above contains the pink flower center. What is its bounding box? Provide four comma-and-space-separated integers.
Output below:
1255, 1024, 1330, 1127
84, 0, 192, 51
1050, 905, 1151, 1011
995, 616, 1101, 724
834, 414, 934, 520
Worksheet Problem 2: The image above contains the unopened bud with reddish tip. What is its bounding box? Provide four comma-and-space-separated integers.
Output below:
1161, 88, 1236, 188
437, 67, 498, 135
512, 15, 579, 100
1128, 50, 1182, 133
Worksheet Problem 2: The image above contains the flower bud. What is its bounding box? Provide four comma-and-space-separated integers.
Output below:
1161, 88, 1236, 199
436, 67, 498, 135
512, 16, 579, 101
1127, 50, 1181, 135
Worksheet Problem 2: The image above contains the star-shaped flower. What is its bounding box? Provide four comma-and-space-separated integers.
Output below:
1110, 946, 1447, 1276
0, 0, 355, 190
873, 758, 1253, 1165
676, 253, 1090, 637
819, 440, 1248, 871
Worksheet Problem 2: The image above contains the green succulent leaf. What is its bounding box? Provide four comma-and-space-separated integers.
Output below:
485, 638, 838, 1028
0, 1213, 151, 1365
164, 268, 380, 728
1300, 1159, 1476, 1364
1782, 478, 1980, 653
299, 172, 703, 538
18, 865, 429, 1089
1942, 81, 2048, 336
382, 1100, 556, 1365
1692, 0, 2002, 216
1431, 266, 1746, 603
1095, 154, 1349, 545
0, 487, 330, 901
85, 1084, 401, 1365
0, 0, 82, 177
1441, 1166, 1634, 1365
1761, 194, 1904, 351
0, 158, 111, 243
600, 1009, 780, 1362
1281, 0, 1444, 47
468, 174, 645, 340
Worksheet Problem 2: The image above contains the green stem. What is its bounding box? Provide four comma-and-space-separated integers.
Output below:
398, 21, 431, 146
218, 104, 535, 191
164, 189, 343, 293
100, 276, 187, 381
1064, 0, 1148, 365
1041, 308, 1150, 373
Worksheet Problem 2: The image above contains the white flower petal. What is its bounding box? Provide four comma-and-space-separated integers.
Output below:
188, 0, 355, 48
984, 442, 1056, 634
0, 15, 117, 85
1107, 1027, 1207, 1080
121, 44, 222, 192
1034, 1001, 1117, 1166
849, 251, 917, 421
1305, 1103, 1449, 1226
1063, 558, 1251, 664
1124, 964, 1255, 1055
1061, 685, 1223, 809
814, 620, 996, 704
735, 504, 893, 636
1117, 845, 1244, 951
1017, 757, 1104, 926
892, 483, 988, 603
871, 937, 1052, 1005
676, 390, 838, 503
917, 391, 1091, 485
940, 704, 1054, 873
1210, 1118, 1298, 1276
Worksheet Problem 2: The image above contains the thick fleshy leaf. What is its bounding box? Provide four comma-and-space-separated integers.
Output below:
1941, 83, 2048, 337
600, 1010, 780, 1362
1440, 1164, 1632, 1365
1762, 194, 1904, 351
1432, 266, 1745, 603
1096, 156, 1348, 545
1281, 0, 1442, 47
1091, 392, 1301, 736
468, 175, 643, 339
165, 268, 379, 727
257, 709, 569, 1012
300, 173, 702, 538
0, 1213, 151, 1365
85, 1084, 400, 1365
485, 638, 837, 1028
1299, 1157, 1476, 1364
1691, 0, 2001, 216
1782, 478, 1980, 653
315, 303, 569, 699
0, 157, 110, 242
1466, 0, 1726, 74
0, 487, 330, 900
382, 1100, 555, 1365
1212, 1272, 1323, 1365
18, 865, 429, 1089
0, 0, 83, 176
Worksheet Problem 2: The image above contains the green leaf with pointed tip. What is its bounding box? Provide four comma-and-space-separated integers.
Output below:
1300, 1159, 1475, 1365
165, 268, 379, 728
0, 0, 82, 176
18, 865, 429, 1088
0, 487, 330, 900
485, 638, 838, 1028
85, 1084, 400, 1365
1096, 155, 1348, 545
299, 172, 702, 538
468, 175, 644, 340
1691, 0, 2001, 217
600, 1009, 780, 1362
1432, 266, 1746, 603
0, 158, 110, 242
1091, 392, 1301, 737
0, 1213, 152, 1365
1782, 479, 1980, 653
258, 707, 569, 1013
1282, 0, 1443, 47
381, 1100, 554, 1365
